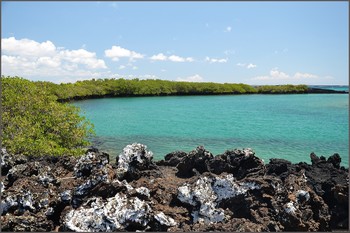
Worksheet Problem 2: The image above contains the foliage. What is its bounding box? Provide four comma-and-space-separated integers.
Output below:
255, 84, 308, 94
1, 76, 94, 156
45, 78, 308, 101
42, 78, 263, 101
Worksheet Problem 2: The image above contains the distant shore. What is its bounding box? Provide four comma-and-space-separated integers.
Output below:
58, 86, 348, 102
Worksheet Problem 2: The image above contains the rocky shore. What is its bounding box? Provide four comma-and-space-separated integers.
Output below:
0, 144, 348, 231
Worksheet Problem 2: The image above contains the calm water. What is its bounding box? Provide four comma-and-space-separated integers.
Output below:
74, 93, 349, 167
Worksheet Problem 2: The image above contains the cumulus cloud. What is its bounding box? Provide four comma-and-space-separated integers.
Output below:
149, 53, 193, 63
236, 62, 257, 69
176, 74, 204, 82
1, 37, 107, 83
206, 57, 228, 63
250, 68, 320, 84
105, 45, 144, 61
150, 53, 167, 61
225, 26, 232, 32
166, 55, 194, 62
60, 49, 107, 69
2, 37, 56, 57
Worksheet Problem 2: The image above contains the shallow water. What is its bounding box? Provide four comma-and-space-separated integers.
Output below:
74, 93, 349, 167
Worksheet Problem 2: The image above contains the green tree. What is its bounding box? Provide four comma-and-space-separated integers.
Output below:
1, 76, 94, 156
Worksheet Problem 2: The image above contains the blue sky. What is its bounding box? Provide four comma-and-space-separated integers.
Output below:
1, 1, 348, 85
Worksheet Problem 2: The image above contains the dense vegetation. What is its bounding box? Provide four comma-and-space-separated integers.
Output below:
34, 78, 308, 101
255, 84, 309, 93
1, 76, 94, 156
1, 76, 309, 156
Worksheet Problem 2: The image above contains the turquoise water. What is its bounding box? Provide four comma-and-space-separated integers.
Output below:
73, 94, 349, 167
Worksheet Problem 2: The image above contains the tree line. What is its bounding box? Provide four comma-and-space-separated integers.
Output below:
33, 78, 309, 101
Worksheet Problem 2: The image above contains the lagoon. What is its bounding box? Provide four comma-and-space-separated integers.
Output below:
74, 93, 349, 167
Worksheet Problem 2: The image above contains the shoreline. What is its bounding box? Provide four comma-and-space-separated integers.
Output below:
1, 144, 348, 231
58, 87, 349, 103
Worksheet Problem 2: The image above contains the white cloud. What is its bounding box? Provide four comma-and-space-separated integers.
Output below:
294, 72, 317, 79
168, 55, 185, 62
186, 57, 194, 62
1, 37, 108, 83
150, 53, 193, 62
246, 63, 257, 69
150, 53, 167, 61
176, 74, 204, 82
37, 56, 61, 68
236, 62, 246, 67
2, 37, 56, 57
270, 69, 289, 79
206, 57, 228, 63
132, 66, 138, 70
167, 55, 194, 63
250, 68, 321, 84
60, 49, 107, 69
119, 65, 126, 70
237, 62, 257, 69
225, 26, 232, 32
105, 45, 144, 61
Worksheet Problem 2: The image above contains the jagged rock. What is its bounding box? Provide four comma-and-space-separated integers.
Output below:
0, 145, 348, 231
156, 151, 187, 167
175, 146, 213, 178
177, 173, 261, 224
115, 143, 159, 181
63, 193, 153, 231
327, 153, 341, 169
208, 148, 265, 179
74, 148, 109, 178
1, 148, 28, 176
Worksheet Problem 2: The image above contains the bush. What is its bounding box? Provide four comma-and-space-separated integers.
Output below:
1, 76, 94, 156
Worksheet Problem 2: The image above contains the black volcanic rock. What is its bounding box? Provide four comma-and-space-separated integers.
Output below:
156, 151, 187, 167
209, 148, 265, 179
1, 145, 348, 232
115, 143, 160, 181
175, 146, 213, 178
327, 153, 342, 169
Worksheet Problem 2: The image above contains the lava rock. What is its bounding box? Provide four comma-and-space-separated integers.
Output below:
116, 143, 159, 181
327, 153, 341, 169
208, 148, 265, 179
1, 145, 348, 232
175, 146, 213, 178
156, 151, 187, 167
63, 193, 153, 231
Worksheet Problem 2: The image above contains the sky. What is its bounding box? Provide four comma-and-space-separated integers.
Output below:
1, 1, 349, 85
